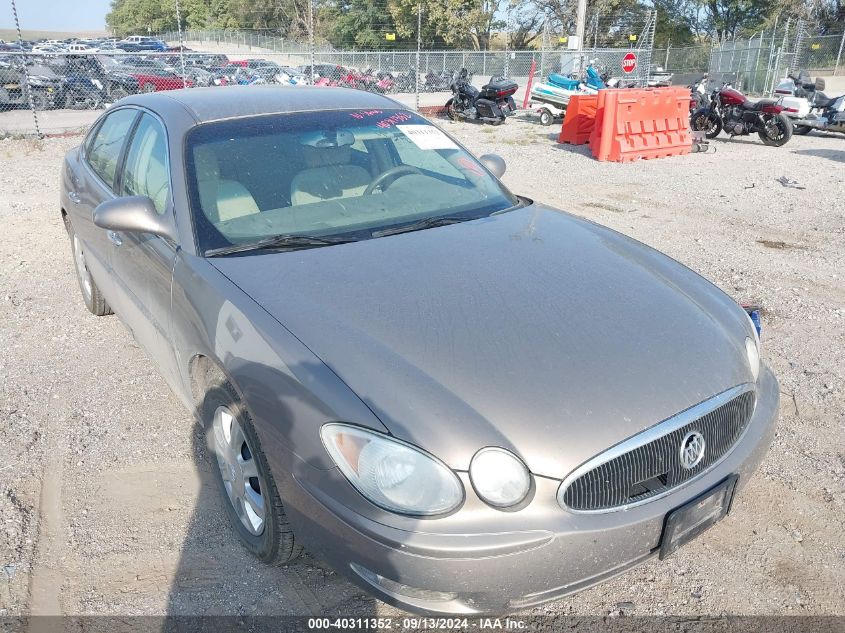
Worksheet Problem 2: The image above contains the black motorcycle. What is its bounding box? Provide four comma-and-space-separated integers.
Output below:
424, 70, 454, 92
445, 69, 518, 125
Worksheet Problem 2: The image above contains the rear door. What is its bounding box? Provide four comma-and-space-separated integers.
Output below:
67, 106, 139, 301
110, 111, 180, 382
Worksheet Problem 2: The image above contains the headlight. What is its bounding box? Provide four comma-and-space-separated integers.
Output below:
321, 423, 463, 516
745, 336, 760, 382
469, 447, 531, 508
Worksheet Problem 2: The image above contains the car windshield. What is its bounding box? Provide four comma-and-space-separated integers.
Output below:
186, 109, 518, 255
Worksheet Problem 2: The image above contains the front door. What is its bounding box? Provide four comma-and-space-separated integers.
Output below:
109, 111, 180, 384
69, 106, 140, 302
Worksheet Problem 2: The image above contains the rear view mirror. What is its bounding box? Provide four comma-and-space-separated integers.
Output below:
479, 153, 506, 178
815, 77, 826, 91
93, 196, 174, 241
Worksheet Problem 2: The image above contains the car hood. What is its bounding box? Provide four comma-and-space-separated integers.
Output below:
210, 204, 755, 478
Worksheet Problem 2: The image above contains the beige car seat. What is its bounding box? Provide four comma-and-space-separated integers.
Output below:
194, 145, 260, 224
290, 144, 371, 205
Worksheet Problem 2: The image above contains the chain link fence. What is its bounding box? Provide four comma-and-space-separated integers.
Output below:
2, 16, 842, 137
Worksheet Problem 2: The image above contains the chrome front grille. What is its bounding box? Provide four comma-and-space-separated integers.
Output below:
559, 387, 755, 513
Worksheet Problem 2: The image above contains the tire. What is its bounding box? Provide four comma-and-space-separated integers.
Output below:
78, 93, 101, 110
65, 219, 111, 316
539, 109, 554, 126
30, 91, 49, 111
793, 124, 812, 136
142, 83, 156, 93
446, 98, 460, 121
109, 86, 129, 101
201, 376, 302, 565
691, 109, 722, 139
759, 112, 793, 147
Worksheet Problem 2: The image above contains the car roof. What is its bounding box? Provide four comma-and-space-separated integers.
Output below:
119, 85, 408, 125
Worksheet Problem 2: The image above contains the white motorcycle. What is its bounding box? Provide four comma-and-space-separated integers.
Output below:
774, 74, 845, 136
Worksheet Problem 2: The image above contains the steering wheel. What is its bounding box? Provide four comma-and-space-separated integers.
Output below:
364, 165, 423, 195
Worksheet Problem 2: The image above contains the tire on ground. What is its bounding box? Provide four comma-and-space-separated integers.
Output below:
65, 217, 112, 316
199, 370, 302, 565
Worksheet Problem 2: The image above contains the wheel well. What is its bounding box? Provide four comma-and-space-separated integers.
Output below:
188, 354, 230, 405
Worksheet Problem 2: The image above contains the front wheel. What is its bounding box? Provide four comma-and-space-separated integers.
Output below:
202, 376, 302, 565
759, 112, 793, 147
30, 91, 50, 111
445, 98, 460, 121
691, 109, 722, 139
539, 109, 554, 126
142, 82, 156, 93
109, 86, 129, 101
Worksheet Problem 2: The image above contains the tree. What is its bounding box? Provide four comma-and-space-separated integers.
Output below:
701, 0, 776, 40
390, 0, 513, 50
107, 0, 180, 36
329, 0, 399, 48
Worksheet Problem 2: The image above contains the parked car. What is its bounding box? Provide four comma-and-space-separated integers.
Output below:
0, 59, 63, 109
124, 67, 191, 92
63, 55, 139, 102
61, 86, 778, 615
117, 35, 168, 52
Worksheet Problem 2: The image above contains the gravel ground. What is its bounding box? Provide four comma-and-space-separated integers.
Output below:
0, 120, 843, 618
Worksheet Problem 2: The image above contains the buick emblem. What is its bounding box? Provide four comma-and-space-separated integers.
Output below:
680, 431, 706, 469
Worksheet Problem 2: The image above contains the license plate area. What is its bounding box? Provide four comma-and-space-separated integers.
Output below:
659, 475, 738, 559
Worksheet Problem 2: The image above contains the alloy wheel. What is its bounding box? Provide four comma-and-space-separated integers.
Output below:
72, 234, 93, 302
212, 406, 266, 536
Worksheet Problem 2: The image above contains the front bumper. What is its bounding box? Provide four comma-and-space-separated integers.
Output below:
276, 366, 779, 614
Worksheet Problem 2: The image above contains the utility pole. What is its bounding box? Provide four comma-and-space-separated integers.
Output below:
308, 0, 315, 82
575, 0, 587, 50
575, 0, 587, 73
415, 4, 421, 111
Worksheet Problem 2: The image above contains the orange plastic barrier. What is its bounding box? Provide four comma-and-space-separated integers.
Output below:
558, 94, 599, 145
589, 87, 692, 162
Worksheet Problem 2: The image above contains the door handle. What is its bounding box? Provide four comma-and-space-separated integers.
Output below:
68, 191, 81, 204
107, 230, 123, 247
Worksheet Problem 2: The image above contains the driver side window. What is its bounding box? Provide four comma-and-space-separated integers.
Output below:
120, 113, 170, 215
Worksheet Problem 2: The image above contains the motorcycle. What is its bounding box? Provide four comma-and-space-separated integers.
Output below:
690, 83, 792, 146
689, 74, 709, 111
394, 69, 417, 93
424, 70, 455, 92
446, 68, 518, 125
792, 80, 845, 136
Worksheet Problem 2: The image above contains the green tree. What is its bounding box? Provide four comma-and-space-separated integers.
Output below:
107, 0, 179, 35
701, 0, 776, 40
329, 0, 400, 48
389, 0, 510, 50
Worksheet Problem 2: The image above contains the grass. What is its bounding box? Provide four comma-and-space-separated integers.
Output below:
0, 29, 108, 42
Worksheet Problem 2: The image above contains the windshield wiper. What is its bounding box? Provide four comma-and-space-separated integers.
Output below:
205, 234, 358, 257
372, 216, 468, 238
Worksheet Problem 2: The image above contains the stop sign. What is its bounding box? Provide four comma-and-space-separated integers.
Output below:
622, 52, 637, 74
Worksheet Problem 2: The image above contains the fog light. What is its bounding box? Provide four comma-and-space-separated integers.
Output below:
350, 563, 457, 602
469, 447, 531, 508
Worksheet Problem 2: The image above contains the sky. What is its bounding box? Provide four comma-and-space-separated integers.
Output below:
2, 0, 113, 32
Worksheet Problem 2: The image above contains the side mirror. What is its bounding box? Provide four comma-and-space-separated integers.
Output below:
479, 153, 506, 178
93, 196, 174, 241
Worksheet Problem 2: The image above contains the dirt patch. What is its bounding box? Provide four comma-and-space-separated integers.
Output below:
756, 239, 802, 250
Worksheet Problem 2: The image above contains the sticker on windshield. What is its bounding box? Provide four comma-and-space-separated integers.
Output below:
396, 125, 458, 150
